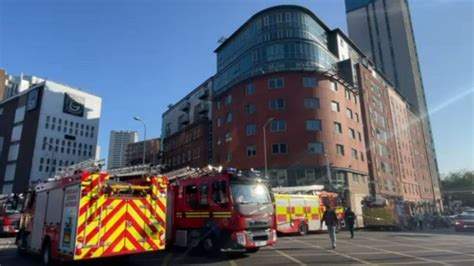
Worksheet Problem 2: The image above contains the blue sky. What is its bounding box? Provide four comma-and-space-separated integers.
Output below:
1, 0, 472, 175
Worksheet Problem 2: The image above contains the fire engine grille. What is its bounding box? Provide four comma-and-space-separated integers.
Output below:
252, 234, 269, 242
246, 219, 270, 228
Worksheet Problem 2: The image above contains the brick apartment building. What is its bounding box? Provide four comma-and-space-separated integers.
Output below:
160, 5, 439, 214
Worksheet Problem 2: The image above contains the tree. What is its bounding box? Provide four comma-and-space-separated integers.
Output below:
441, 170, 474, 190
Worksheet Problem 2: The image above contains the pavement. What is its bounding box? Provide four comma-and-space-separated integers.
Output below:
0, 229, 473, 265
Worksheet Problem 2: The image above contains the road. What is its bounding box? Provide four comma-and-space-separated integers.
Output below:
1, 229, 473, 265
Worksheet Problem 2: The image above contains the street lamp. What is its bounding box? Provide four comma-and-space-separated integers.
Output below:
263, 117, 274, 179
133, 116, 147, 166
324, 153, 332, 188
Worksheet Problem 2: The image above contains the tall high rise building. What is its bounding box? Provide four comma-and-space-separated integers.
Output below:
107, 131, 138, 169
0, 74, 102, 194
345, 0, 441, 208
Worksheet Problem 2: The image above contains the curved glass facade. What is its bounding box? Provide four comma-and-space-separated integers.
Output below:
214, 6, 339, 93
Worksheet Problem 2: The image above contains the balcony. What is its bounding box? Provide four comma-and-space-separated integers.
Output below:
180, 102, 190, 112
198, 89, 209, 100
198, 103, 209, 114
179, 114, 190, 125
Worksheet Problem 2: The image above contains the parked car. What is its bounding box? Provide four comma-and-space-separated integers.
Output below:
454, 211, 474, 232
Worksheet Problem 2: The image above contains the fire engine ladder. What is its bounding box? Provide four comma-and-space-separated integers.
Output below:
272, 185, 325, 195
52, 159, 105, 181
164, 165, 223, 183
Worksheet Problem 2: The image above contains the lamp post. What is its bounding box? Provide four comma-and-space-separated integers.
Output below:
263, 117, 274, 179
133, 116, 147, 166
324, 153, 332, 188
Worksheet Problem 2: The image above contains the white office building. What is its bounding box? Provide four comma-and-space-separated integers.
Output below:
0, 76, 102, 194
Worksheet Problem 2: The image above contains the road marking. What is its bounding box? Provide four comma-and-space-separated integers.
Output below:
229, 259, 238, 266
361, 236, 474, 258
253, 251, 389, 258
442, 259, 474, 263
290, 238, 373, 265
271, 247, 307, 265
337, 239, 449, 266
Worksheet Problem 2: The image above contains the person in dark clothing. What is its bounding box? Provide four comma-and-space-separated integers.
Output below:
344, 207, 356, 239
320, 205, 339, 249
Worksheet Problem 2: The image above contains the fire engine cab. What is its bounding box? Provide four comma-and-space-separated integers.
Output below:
165, 166, 277, 253
16, 160, 168, 265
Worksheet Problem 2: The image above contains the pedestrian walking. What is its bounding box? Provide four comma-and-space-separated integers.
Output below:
320, 205, 339, 249
344, 207, 356, 239
415, 211, 424, 230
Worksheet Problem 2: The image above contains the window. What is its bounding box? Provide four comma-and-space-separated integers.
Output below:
352, 174, 360, 183
355, 113, 360, 122
331, 101, 340, 112
358, 132, 362, 141
268, 78, 284, 89
7, 143, 20, 162
345, 89, 351, 100
225, 152, 232, 161
308, 142, 324, 154
225, 132, 232, 142
349, 128, 356, 139
330, 81, 338, 91
217, 118, 222, 127
245, 83, 255, 95
244, 104, 256, 115
212, 181, 228, 204
246, 124, 256, 136
271, 120, 287, 132
306, 119, 322, 131
272, 144, 288, 154
346, 108, 353, 119
11, 125, 23, 142
336, 144, 345, 156
270, 98, 286, 110
247, 145, 256, 157
224, 94, 232, 105
225, 112, 232, 123
199, 185, 209, 207
352, 149, 358, 160
303, 77, 317, 88
304, 98, 320, 109
334, 122, 342, 134
216, 101, 221, 110
186, 185, 199, 208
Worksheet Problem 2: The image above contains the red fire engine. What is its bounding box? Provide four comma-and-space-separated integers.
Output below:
165, 166, 277, 253
0, 194, 23, 236
16, 160, 168, 265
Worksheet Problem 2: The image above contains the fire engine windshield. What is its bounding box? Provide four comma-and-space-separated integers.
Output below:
231, 183, 271, 204
2, 202, 21, 214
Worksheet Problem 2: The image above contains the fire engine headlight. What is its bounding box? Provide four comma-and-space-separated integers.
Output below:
236, 233, 246, 246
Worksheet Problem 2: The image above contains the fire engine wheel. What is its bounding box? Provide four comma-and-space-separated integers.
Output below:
299, 222, 308, 236
41, 240, 52, 266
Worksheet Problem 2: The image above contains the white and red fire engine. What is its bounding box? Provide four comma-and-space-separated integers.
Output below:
16, 160, 168, 265
164, 166, 277, 253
